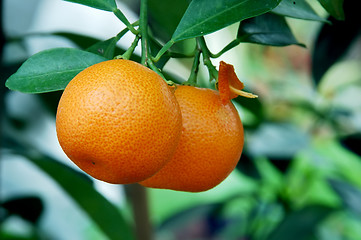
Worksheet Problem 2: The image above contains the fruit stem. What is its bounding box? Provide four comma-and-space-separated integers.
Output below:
184, 47, 201, 86
212, 38, 242, 58
125, 184, 153, 240
147, 59, 175, 86
198, 37, 218, 81
115, 20, 140, 40
229, 85, 258, 98
120, 34, 140, 60
139, 0, 150, 65
152, 40, 174, 63
113, 9, 139, 35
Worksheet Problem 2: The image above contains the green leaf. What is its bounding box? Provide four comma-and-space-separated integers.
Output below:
148, 0, 194, 53
9, 32, 101, 50
148, 0, 189, 42
272, 0, 328, 22
64, 0, 117, 12
86, 36, 120, 59
311, 1, 361, 84
267, 205, 334, 240
27, 154, 134, 240
53, 32, 131, 60
172, 0, 282, 42
237, 13, 305, 47
318, 0, 345, 20
53, 32, 100, 49
329, 179, 361, 218
5, 48, 107, 93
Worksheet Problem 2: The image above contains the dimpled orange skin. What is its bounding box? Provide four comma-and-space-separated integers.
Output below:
56, 59, 182, 184
140, 85, 244, 192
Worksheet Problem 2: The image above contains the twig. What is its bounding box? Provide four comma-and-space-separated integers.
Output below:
125, 184, 153, 240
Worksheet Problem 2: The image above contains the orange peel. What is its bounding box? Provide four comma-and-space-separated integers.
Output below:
218, 61, 258, 104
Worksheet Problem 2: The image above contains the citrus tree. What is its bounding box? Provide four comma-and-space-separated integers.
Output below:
2, 0, 361, 239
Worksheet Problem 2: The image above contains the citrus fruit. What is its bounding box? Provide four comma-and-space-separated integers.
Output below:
56, 59, 182, 184
140, 85, 244, 192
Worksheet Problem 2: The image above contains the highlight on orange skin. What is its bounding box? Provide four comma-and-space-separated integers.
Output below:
218, 61, 258, 104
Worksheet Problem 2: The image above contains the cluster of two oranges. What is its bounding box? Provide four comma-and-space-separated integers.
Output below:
56, 59, 246, 192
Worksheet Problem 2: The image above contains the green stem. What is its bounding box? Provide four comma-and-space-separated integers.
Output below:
113, 21, 140, 59
114, 24, 133, 41
152, 40, 174, 62
198, 37, 218, 81
139, 0, 149, 65
119, 34, 140, 60
116, 28, 129, 39
113, 9, 139, 35
147, 59, 164, 78
184, 47, 201, 86
152, 39, 195, 61
197, 36, 211, 56
147, 59, 174, 85
212, 38, 241, 58
125, 184, 153, 240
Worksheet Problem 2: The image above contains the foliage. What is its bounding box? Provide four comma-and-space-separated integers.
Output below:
2, 0, 361, 239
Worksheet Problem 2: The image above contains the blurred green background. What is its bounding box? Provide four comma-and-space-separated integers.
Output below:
1, 0, 361, 240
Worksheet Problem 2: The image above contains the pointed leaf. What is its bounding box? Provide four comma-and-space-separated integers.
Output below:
5, 48, 107, 93
272, 0, 328, 22
318, 0, 345, 20
267, 205, 334, 240
237, 13, 305, 47
172, 0, 282, 42
64, 0, 117, 12
27, 154, 134, 240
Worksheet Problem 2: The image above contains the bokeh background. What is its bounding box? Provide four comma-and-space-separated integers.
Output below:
1, 0, 361, 239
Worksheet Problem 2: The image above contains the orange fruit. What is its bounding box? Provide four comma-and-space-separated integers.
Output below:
140, 85, 244, 192
56, 59, 182, 184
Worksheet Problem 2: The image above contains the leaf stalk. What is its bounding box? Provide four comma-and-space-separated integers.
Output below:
198, 37, 218, 81
119, 34, 140, 60
139, 0, 150, 65
184, 47, 201, 86
152, 40, 175, 63
113, 9, 139, 35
